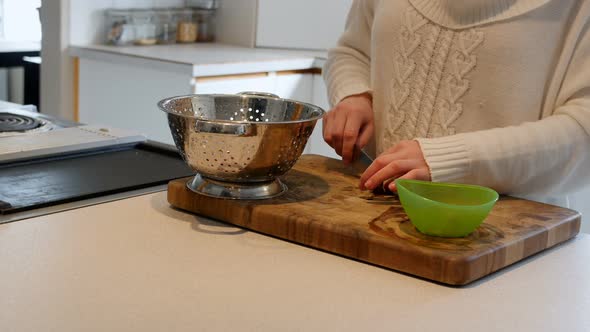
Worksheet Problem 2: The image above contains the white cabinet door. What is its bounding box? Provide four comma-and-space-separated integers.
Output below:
256, 0, 353, 50
193, 75, 276, 95
78, 57, 192, 144
194, 73, 314, 101
275, 73, 314, 153
274, 73, 313, 102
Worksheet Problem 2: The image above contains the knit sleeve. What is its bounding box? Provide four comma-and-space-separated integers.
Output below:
416, 17, 590, 197
322, 0, 374, 107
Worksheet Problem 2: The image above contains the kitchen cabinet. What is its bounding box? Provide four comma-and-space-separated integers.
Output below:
78, 56, 192, 144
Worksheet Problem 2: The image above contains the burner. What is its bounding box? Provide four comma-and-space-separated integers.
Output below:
0, 112, 43, 133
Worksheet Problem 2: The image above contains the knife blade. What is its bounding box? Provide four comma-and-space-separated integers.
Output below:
358, 149, 374, 167
356, 149, 397, 196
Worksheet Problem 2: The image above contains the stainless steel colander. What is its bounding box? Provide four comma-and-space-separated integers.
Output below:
158, 92, 325, 199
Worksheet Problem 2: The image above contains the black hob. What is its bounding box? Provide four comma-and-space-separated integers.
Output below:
0, 112, 42, 132
0, 109, 194, 224
0, 141, 193, 219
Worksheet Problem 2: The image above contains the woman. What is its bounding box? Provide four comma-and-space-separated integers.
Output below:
322, 0, 590, 204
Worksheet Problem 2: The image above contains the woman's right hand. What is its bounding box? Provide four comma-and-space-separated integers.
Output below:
322, 93, 374, 165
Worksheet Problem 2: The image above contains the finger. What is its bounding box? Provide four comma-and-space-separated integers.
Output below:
360, 153, 394, 189
359, 153, 401, 189
387, 168, 431, 192
322, 112, 334, 148
356, 122, 374, 149
341, 117, 362, 165
330, 112, 347, 157
363, 159, 422, 191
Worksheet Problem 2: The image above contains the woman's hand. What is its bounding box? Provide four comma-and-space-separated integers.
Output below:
323, 93, 374, 165
360, 140, 431, 192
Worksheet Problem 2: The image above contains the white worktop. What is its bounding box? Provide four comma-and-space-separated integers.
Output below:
0, 41, 41, 53
70, 43, 327, 77
0, 191, 588, 332
0, 100, 23, 109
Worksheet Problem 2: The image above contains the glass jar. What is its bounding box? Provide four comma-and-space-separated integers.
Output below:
185, 0, 219, 10
155, 8, 177, 44
175, 8, 198, 43
105, 9, 135, 45
131, 9, 157, 46
195, 9, 215, 42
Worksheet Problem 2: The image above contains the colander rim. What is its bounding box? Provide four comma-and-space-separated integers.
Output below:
157, 93, 326, 124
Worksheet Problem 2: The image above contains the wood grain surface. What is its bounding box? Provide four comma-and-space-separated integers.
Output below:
167, 155, 581, 285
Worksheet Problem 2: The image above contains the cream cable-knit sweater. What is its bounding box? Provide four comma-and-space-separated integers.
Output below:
323, 0, 590, 201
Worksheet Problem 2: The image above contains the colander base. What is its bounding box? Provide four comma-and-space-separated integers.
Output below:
186, 173, 287, 200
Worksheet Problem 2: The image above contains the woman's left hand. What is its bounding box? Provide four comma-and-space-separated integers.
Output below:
360, 140, 431, 192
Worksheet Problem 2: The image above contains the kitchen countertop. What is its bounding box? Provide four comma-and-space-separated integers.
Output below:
0, 100, 38, 113
0, 100, 23, 109
70, 43, 327, 77
0, 191, 588, 332
0, 41, 41, 53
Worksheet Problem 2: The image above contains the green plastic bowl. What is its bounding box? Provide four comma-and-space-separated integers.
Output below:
395, 179, 499, 238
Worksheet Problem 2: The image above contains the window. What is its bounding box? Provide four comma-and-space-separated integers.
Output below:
0, 1, 4, 39
0, 0, 41, 42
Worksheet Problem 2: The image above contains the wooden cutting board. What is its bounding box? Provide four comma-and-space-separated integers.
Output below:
167, 155, 581, 285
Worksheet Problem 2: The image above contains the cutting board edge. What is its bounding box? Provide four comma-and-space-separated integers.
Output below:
166, 192, 581, 286
440, 212, 582, 285
165, 155, 584, 286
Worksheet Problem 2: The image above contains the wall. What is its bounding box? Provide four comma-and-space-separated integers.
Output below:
215, 0, 257, 47
40, 0, 72, 120
256, 0, 352, 50
2, 0, 42, 42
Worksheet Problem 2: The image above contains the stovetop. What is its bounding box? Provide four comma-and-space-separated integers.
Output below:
0, 108, 74, 137
0, 124, 148, 164
0, 111, 42, 132
0, 108, 147, 164
0, 108, 194, 224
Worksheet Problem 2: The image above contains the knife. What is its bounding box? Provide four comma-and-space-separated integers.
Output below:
358, 148, 374, 167
356, 149, 397, 196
